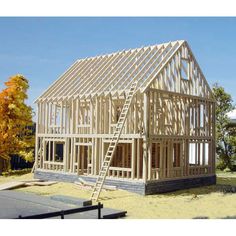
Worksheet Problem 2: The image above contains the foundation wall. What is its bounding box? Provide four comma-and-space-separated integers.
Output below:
145, 174, 216, 194
35, 170, 216, 195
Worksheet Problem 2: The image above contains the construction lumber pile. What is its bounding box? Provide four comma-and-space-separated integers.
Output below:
74, 178, 117, 191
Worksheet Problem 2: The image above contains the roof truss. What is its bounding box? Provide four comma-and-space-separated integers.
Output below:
36, 40, 212, 103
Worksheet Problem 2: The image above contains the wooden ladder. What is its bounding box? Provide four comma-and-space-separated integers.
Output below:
90, 80, 138, 201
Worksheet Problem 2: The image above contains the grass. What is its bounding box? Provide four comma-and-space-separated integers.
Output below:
0, 172, 236, 219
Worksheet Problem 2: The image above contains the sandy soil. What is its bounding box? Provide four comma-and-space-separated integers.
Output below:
0, 172, 236, 219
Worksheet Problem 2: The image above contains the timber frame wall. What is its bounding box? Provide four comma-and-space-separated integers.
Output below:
35, 40, 216, 185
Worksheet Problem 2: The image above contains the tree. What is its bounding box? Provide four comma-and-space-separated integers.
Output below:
0, 74, 34, 170
212, 83, 236, 170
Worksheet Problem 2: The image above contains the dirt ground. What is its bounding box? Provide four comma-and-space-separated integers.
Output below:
0, 172, 236, 219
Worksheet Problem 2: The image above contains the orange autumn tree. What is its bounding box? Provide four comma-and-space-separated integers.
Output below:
0, 74, 34, 169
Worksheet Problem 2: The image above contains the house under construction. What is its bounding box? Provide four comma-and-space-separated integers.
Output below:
34, 40, 216, 195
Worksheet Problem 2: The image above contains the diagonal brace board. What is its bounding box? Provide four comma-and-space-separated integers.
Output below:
90, 80, 138, 201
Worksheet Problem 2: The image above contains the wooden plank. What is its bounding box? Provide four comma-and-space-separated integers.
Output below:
0, 182, 26, 191
74, 180, 117, 191
24, 181, 57, 186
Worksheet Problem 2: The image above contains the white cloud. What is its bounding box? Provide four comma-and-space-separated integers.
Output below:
227, 109, 236, 119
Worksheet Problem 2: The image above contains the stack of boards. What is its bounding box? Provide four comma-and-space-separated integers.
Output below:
74, 178, 117, 191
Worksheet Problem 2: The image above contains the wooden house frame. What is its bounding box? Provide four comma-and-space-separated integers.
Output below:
34, 40, 216, 194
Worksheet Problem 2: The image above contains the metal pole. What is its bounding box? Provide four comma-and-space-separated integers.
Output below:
60, 211, 64, 219
98, 202, 101, 219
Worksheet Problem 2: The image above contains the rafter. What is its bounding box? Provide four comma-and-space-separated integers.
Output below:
36, 40, 212, 103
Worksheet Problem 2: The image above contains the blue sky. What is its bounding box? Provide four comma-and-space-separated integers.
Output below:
0, 17, 235, 116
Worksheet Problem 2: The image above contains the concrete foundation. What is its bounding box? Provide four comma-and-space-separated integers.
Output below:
35, 170, 216, 195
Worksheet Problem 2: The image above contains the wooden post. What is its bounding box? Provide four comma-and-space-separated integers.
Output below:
90, 99, 93, 134
43, 138, 46, 169
159, 141, 163, 179
167, 140, 173, 178
142, 92, 149, 182
48, 140, 51, 164
45, 102, 48, 134
77, 145, 80, 175
64, 138, 67, 172
131, 139, 136, 179
95, 96, 99, 134
65, 101, 68, 134
109, 95, 112, 134
71, 100, 74, 134
137, 138, 140, 179
60, 101, 63, 134
162, 140, 166, 179
70, 138, 73, 172
148, 139, 152, 180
